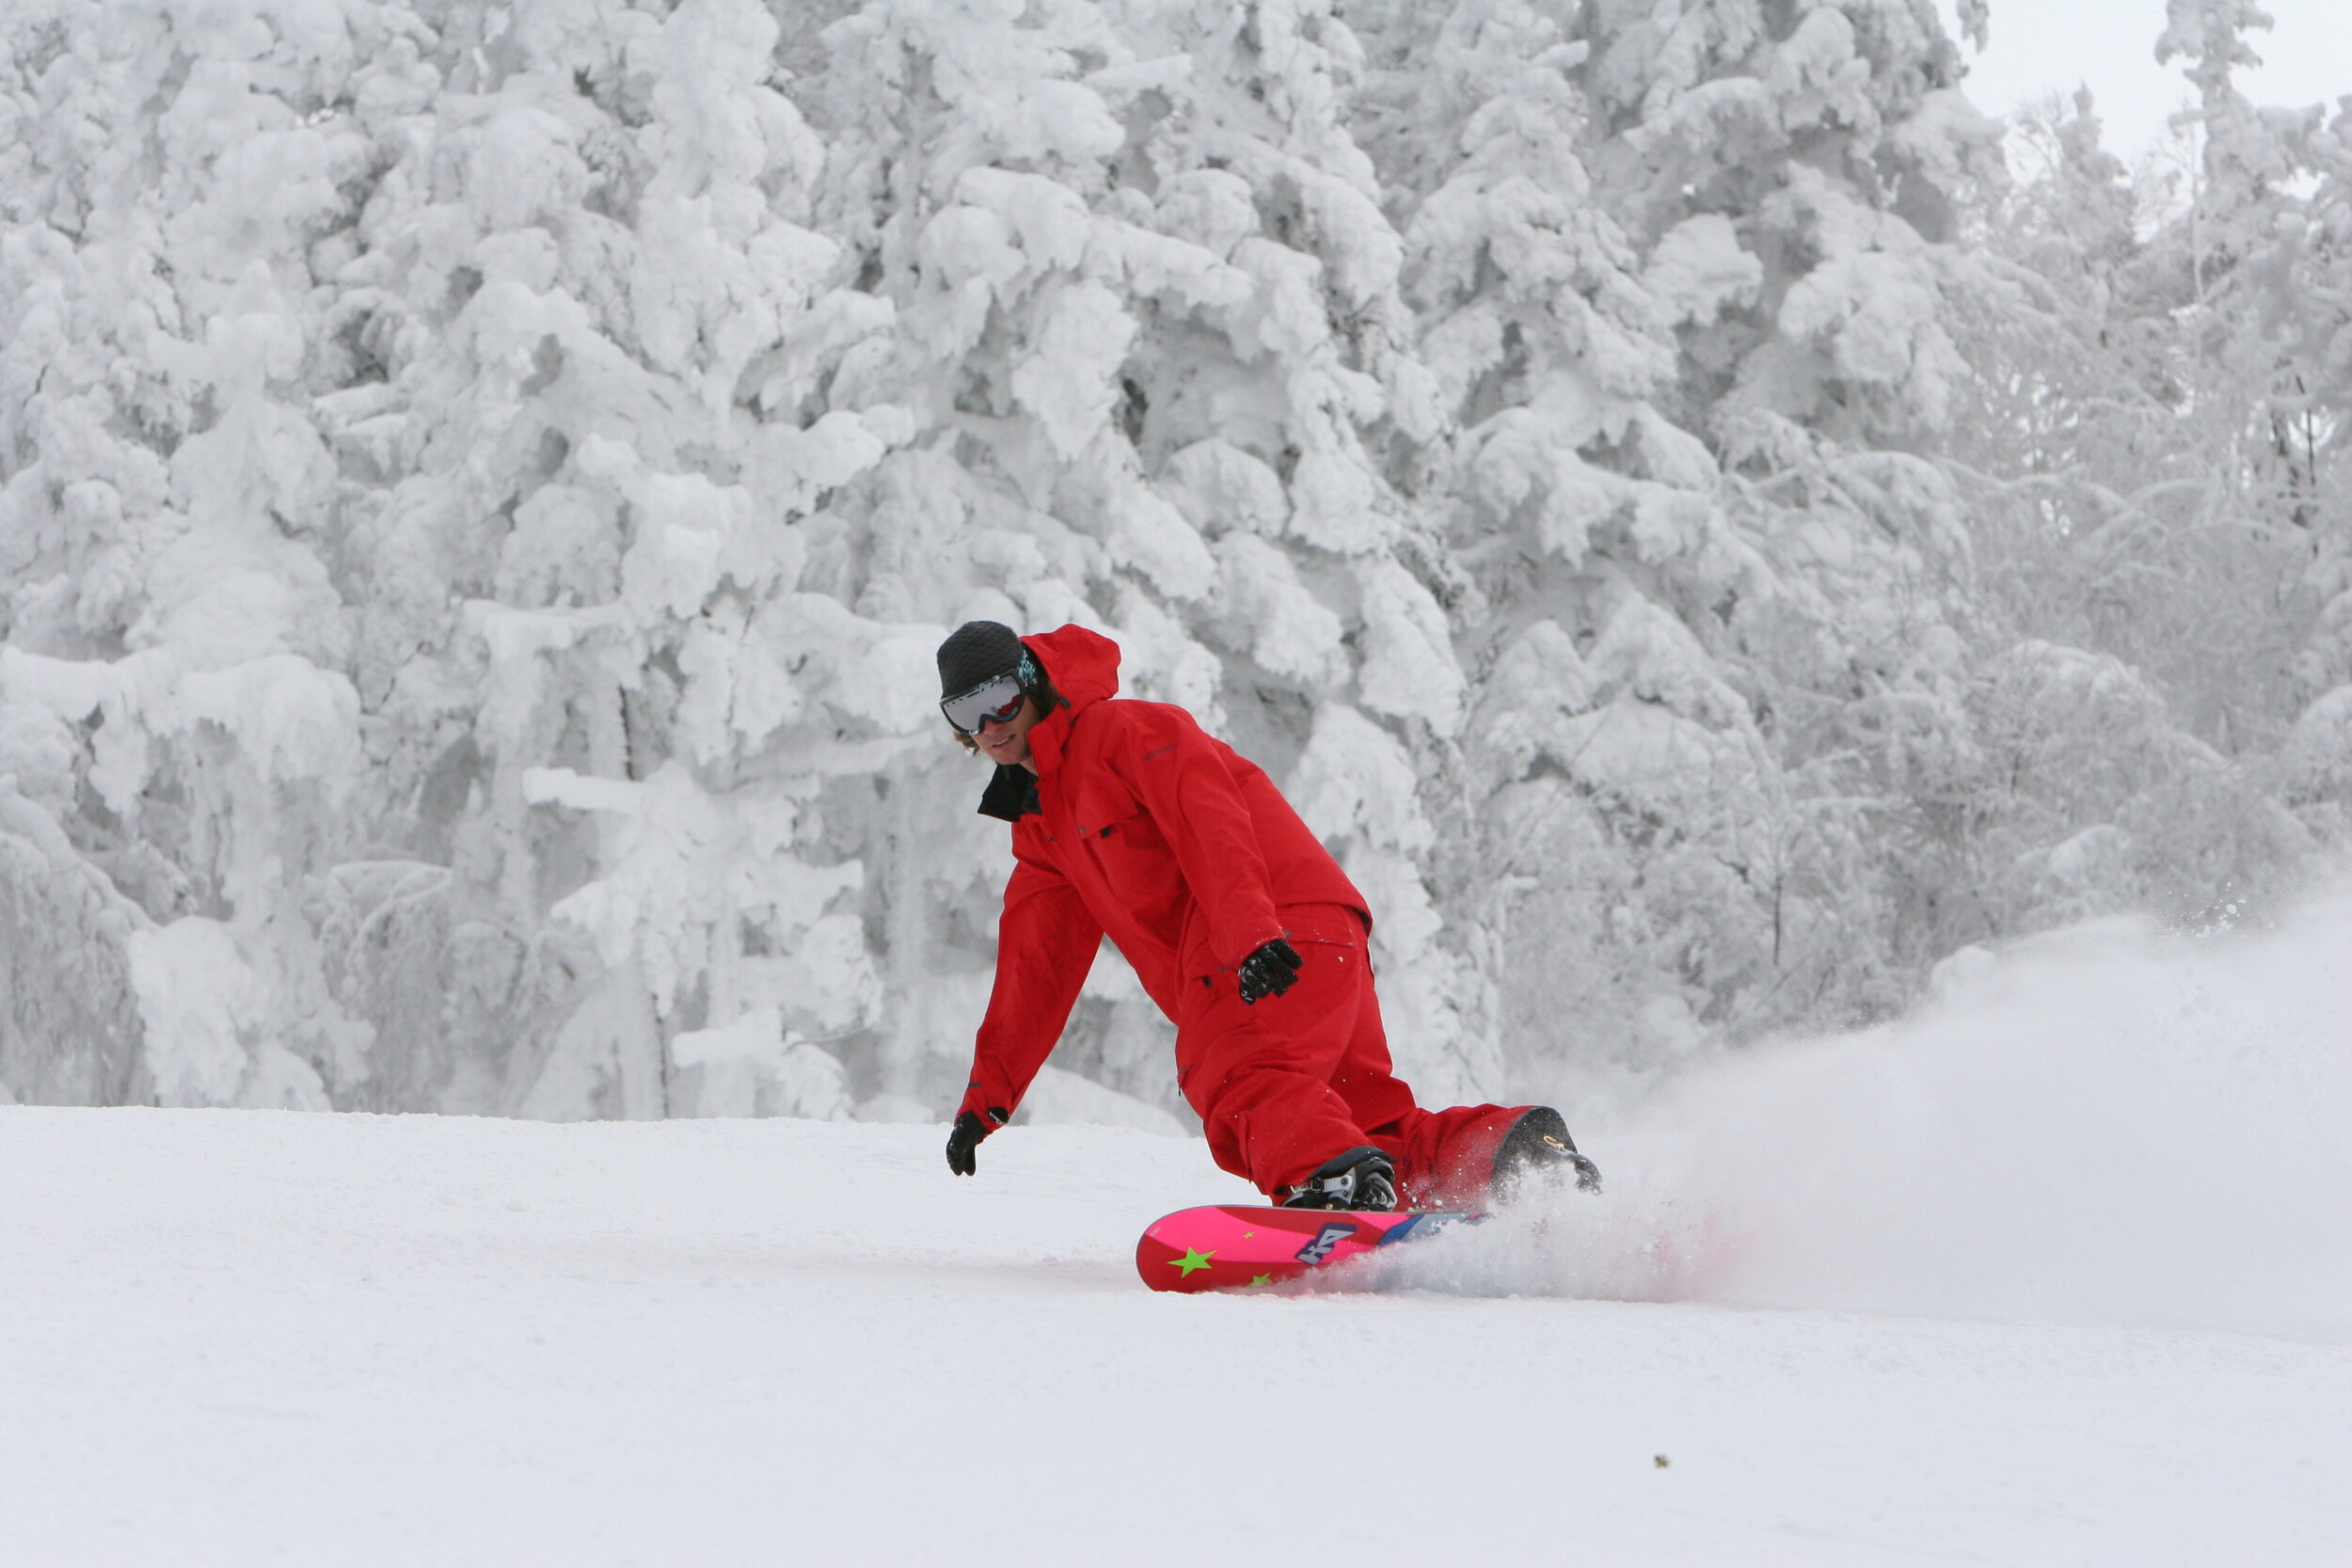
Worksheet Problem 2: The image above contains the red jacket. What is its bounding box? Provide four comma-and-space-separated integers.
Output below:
959, 626, 1367, 1118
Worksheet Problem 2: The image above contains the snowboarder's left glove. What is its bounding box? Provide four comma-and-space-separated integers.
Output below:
946, 1106, 1009, 1176
1235, 938, 1304, 1005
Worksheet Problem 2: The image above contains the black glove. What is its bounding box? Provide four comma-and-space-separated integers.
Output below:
946, 1106, 1009, 1176
1235, 938, 1304, 1006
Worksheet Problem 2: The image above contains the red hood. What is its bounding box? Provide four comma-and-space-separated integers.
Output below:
1024, 625, 1120, 706
1022, 625, 1120, 775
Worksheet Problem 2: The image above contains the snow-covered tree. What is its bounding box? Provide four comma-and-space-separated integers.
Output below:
797, 0, 1496, 1108
0, 0, 905, 1117
1, 0, 2341, 1120
0, 0, 386, 1110
1340, 0, 2021, 1078
1934, 5, 2344, 951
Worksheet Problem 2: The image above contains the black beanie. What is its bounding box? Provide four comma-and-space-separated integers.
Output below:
937, 620, 1025, 696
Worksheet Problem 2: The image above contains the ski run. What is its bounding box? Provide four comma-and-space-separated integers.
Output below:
8, 890, 2347, 1568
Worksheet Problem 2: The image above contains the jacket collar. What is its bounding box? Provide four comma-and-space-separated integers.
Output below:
977, 765, 1040, 822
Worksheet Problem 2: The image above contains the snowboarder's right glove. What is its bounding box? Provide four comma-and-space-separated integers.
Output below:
1235, 938, 1304, 1005
946, 1106, 1009, 1176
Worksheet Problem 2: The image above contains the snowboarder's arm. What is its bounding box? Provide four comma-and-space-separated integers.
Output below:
1115, 708, 1285, 973
960, 844, 1102, 1127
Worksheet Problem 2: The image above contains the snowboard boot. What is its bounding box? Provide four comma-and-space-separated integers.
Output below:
1491, 1107, 1602, 1201
1279, 1146, 1399, 1212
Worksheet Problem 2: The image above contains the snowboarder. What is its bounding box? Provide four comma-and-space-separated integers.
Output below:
935, 620, 1599, 1211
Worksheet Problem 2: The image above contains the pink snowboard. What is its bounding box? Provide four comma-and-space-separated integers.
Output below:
1136, 1204, 1486, 1293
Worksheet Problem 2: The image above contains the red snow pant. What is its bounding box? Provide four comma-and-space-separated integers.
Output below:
1173, 902, 1525, 1206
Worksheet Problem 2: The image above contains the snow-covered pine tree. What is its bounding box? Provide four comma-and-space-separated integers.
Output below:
0, 0, 915, 1119
0, 0, 390, 1110
1343, 0, 2014, 1078
2149, 2, 2352, 863
315, 0, 923, 1120
1935, 3, 2344, 945
791, 0, 1501, 1112
1346, 0, 1761, 1077
2278, 99, 2352, 845
3, 0, 2341, 1120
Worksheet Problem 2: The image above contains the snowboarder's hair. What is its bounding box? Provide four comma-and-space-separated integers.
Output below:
950, 658, 1060, 753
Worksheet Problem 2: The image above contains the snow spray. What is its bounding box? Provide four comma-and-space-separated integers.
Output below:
1334, 886, 2352, 1339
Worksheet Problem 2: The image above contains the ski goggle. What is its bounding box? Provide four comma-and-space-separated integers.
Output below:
940, 661, 1032, 735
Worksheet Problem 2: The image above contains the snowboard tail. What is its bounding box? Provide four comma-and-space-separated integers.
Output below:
1136, 1204, 1485, 1293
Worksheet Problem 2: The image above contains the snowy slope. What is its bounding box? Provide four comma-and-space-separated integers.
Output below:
8, 891, 2349, 1566
4, 1105, 2344, 1568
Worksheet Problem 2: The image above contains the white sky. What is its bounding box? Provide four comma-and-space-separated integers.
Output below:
1940, 0, 2352, 155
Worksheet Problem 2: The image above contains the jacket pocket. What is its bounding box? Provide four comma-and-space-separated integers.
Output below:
1069, 773, 1138, 836
1077, 800, 1187, 928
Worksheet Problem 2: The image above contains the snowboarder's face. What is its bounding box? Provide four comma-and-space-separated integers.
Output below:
975, 695, 1041, 772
